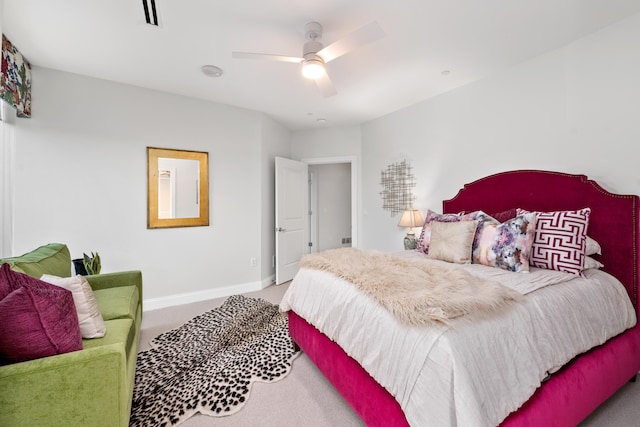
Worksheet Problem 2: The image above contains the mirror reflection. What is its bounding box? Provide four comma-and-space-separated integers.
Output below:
147, 147, 209, 228
157, 158, 200, 219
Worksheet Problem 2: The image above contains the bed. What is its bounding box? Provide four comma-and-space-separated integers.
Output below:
280, 170, 640, 427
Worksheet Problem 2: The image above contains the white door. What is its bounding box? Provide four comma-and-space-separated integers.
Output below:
275, 157, 309, 284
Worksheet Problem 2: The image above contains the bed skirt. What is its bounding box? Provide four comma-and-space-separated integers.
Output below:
288, 311, 409, 427
289, 311, 640, 426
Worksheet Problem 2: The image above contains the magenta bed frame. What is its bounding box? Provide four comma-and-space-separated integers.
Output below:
288, 170, 640, 426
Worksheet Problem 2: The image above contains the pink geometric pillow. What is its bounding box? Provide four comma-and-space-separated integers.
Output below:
416, 210, 464, 254
517, 208, 591, 275
0, 263, 82, 364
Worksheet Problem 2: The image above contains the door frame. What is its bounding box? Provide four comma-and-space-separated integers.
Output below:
302, 156, 358, 248
308, 169, 318, 253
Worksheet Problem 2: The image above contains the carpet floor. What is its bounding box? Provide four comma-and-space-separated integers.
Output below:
139, 282, 640, 426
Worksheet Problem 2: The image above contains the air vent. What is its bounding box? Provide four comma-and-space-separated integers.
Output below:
142, 0, 159, 26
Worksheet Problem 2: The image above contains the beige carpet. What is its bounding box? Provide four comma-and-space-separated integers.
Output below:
139, 282, 640, 427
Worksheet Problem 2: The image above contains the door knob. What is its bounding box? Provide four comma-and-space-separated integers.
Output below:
276, 227, 287, 232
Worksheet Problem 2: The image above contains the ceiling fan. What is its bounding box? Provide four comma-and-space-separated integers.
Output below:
232, 21, 385, 97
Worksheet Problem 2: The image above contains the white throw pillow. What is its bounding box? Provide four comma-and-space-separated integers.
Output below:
427, 220, 479, 264
40, 274, 106, 338
585, 236, 602, 256
584, 256, 604, 270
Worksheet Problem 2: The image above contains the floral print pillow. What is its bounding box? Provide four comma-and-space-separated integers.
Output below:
472, 212, 538, 273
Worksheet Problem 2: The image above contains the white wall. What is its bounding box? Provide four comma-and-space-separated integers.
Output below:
291, 126, 362, 160
0, 0, 3, 40
291, 125, 362, 247
7, 11, 639, 305
359, 13, 640, 252
291, 14, 640, 254
11, 66, 288, 306
260, 115, 291, 280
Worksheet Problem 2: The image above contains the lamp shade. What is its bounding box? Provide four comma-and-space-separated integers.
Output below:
301, 59, 326, 79
398, 209, 424, 228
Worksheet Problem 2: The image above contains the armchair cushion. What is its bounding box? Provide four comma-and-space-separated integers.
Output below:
82, 319, 136, 355
86, 270, 143, 313
94, 285, 139, 321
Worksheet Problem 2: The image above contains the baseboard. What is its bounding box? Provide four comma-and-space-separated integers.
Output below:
261, 274, 276, 289
144, 275, 276, 312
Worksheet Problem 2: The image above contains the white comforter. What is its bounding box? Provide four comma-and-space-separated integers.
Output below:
279, 255, 637, 427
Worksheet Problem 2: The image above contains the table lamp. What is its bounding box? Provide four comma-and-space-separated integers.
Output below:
398, 207, 424, 250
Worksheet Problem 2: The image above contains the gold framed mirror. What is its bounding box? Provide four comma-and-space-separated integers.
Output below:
147, 147, 209, 228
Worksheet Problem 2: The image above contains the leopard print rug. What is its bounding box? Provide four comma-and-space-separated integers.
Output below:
129, 295, 299, 426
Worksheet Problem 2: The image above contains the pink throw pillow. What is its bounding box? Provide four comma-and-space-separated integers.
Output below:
0, 263, 82, 364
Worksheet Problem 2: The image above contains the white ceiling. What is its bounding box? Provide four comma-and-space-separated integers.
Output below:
3, 1, 640, 130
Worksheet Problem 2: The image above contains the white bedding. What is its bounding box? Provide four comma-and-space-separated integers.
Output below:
279, 255, 637, 427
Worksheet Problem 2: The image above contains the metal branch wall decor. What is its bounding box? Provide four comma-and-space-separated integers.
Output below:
379, 160, 416, 216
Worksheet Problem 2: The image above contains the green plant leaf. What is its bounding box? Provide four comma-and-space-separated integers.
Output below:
82, 251, 101, 275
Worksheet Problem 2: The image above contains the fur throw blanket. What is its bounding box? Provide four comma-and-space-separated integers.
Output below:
300, 248, 523, 326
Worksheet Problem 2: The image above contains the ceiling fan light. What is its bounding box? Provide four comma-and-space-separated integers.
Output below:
301, 59, 326, 79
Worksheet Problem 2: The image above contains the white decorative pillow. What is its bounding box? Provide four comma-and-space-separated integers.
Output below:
517, 208, 591, 275
584, 256, 604, 270
585, 236, 602, 256
416, 210, 465, 255
40, 274, 106, 338
428, 220, 479, 264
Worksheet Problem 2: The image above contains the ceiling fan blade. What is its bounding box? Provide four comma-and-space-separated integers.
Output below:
317, 21, 385, 63
315, 73, 337, 98
232, 52, 303, 63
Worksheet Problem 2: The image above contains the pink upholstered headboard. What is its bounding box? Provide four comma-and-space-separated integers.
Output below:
443, 170, 639, 310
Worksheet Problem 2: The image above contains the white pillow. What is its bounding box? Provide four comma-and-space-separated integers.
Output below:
40, 274, 106, 339
584, 256, 604, 270
585, 236, 602, 256
427, 220, 479, 264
